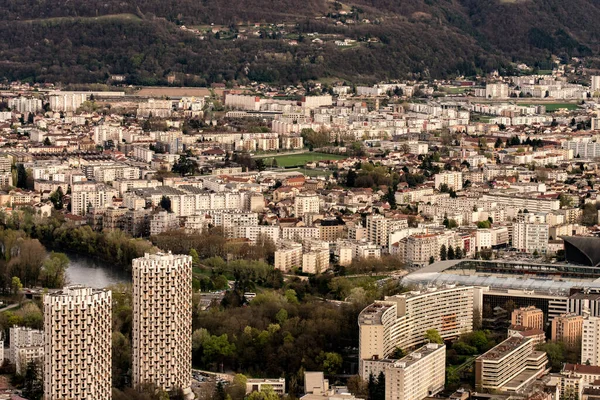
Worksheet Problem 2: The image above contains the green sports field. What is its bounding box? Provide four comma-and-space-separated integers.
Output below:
256, 152, 346, 168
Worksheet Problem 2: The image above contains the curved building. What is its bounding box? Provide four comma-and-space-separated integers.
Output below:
562, 236, 600, 267
359, 286, 481, 376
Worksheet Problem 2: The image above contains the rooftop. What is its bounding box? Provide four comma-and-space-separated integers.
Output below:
478, 337, 530, 361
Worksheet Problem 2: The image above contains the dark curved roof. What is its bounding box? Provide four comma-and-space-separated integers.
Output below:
561, 236, 600, 267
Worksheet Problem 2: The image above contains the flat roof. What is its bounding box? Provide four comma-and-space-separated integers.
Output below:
479, 337, 529, 361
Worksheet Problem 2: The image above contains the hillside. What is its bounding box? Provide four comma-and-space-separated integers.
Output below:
0, 0, 598, 85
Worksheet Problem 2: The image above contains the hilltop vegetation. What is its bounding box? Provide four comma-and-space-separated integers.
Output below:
0, 0, 599, 85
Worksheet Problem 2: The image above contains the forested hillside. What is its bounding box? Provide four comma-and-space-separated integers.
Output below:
0, 0, 599, 85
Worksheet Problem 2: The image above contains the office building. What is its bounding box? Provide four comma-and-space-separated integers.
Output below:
475, 337, 548, 392
246, 378, 286, 395
511, 306, 544, 330
132, 253, 193, 397
552, 313, 583, 347
44, 286, 112, 400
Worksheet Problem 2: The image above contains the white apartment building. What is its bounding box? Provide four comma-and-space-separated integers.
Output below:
475, 337, 548, 392
8, 97, 43, 113
233, 225, 280, 243
482, 193, 560, 213
150, 211, 179, 236
513, 213, 549, 253
359, 286, 479, 376
274, 241, 303, 272
386, 344, 446, 400
434, 172, 463, 191
366, 214, 390, 248
9, 326, 44, 375
44, 286, 112, 400
302, 239, 330, 274
137, 99, 173, 118
398, 233, 441, 266
211, 210, 258, 238
485, 83, 509, 99
294, 193, 320, 217
71, 182, 118, 216
583, 316, 600, 366
281, 227, 320, 241
132, 253, 193, 397
48, 92, 88, 112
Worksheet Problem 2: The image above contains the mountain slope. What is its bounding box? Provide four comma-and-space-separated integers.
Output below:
0, 0, 598, 85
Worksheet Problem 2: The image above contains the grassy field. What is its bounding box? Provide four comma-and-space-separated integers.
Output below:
522, 103, 579, 111
257, 152, 346, 168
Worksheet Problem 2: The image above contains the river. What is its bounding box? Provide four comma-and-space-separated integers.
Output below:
65, 253, 130, 288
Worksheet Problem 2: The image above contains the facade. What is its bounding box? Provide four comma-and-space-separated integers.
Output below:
359, 286, 479, 376
475, 337, 548, 392
9, 326, 44, 375
511, 306, 544, 330
132, 252, 193, 397
434, 172, 463, 191
385, 344, 446, 400
582, 316, 600, 366
44, 286, 112, 400
552, 313, 583, 347
512, 213, 549, 253
246, 378, 286, 395
274, 241, 303, 272
294, 193, 320, 217
150, 210, 179, 236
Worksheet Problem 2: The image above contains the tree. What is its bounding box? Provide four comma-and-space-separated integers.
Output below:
49, 187, 64, 210
21, 361, 43, 400
189, 248, 200, 267
477, 220, 491, 229
440, 245, 447, 261
40, 252, 69, 288
247, 386, 280, 400
429, 256, 435, 265
582, 202, 598, 226
346, 170, 357, 187
11, 276, 22, 296
425, 329, 443, 344
386, 187, 397, 209
159, 196, 172, 212
254, 158, 266, 172
172, 154, 199, 176
494, 137, 503, 148
318, 351, 343, 375
455, 247, 463, 259
447, 245, 455, 260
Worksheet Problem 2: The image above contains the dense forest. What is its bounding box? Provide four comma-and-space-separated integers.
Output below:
0, 0, 599, 85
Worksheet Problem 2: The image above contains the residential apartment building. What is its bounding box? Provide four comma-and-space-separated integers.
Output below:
132, 252, 193, 397
274, 241, 303, 272
513, 213, 549, 253
150, 211, 179, 236
294, 193, 320, 217
70, 182, 117, 216
434, 171, 463, 191
9, 326, 44, 375
44, 286, 112, 400
511, 306, 544, 330
386, 344, 446, 400
552, 313, 583, 347
475, 337, 548, 392
359, 286, 479, 376
582, 316, 600, 366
